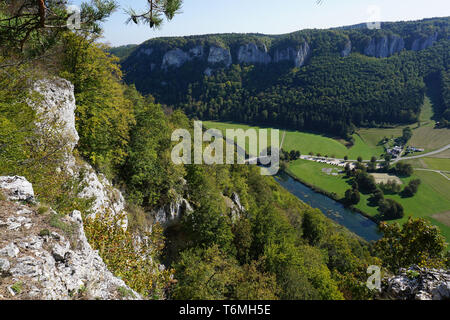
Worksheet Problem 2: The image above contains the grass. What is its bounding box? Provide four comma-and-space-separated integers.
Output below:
288, 159, 450, 243
355, 95, 450, 155
409, 126, 450, 153
422, 158, 450, 171
11, 282, 23, 295
118, 286, 136, 299
204, 121, 384, 160
400, 157, 450, 172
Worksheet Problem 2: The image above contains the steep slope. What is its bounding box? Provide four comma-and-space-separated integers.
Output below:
0, 176, 140, 300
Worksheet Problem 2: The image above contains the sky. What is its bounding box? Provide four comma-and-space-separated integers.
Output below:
72, 0, 450, 47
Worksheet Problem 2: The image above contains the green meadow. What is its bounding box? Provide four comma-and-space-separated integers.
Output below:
288, 159, 450, 243
203, 121, 384, 160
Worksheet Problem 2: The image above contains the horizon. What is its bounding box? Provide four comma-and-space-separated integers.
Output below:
71, 0, 450, 47
109, 15, 450, 47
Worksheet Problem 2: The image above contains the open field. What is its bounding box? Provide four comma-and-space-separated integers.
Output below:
288, 159, 450, 243
204, 121, 384, 160
204, 94, 450, 243
203, 121, 274, 156
422, 158, 450, 171
409, 126, 450, 153
357, 95, 450, 155
430, 149, 450, 159
400, 157, 450, 171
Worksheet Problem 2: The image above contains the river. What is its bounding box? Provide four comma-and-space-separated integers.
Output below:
275, 171, 382, 242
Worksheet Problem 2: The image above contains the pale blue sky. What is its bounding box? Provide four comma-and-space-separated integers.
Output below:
72, 0, 450, 46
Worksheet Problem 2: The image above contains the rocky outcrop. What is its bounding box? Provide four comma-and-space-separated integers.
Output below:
77, 165, 127, 228
364, 35, 405, 58
0, 178, 140, 300
223, 192, 246, 223
273, 42, 311, 68
341, 40, 352, 57
208, 46, 232, 67
162, 48, 191, 69
153, 196, 193, 226
189, 45, 204, 58
31, 78, 128, 228
380, 266, 450, 300
0, 177, 35, 203
238, 43, 271, 64
411, 32, 439, 51
33, 78, 79, 173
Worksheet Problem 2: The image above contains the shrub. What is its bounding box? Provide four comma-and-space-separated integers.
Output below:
83, 210, 174, 298
378, 199, 404, 220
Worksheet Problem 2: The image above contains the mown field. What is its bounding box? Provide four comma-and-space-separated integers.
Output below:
288, 159, 450, 243
204, 121, 384, 160
357, 96, 450, 154
400, 157, 450, 171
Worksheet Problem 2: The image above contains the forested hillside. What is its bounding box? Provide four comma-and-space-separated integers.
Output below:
120, 17, 449, 137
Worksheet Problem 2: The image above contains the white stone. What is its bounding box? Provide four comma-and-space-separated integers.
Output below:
162, 48, 191, 69
237, 43, 271, 64
0, 243, 20, 258
0, 176, 35, 202
208, 46, 232, 67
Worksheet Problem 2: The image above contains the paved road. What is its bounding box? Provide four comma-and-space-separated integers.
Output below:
393, 144, 450, 163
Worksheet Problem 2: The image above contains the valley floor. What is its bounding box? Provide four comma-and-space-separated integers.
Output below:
204, 99, 450, 244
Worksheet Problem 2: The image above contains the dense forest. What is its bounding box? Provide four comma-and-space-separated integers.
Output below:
120, 17, 449, 138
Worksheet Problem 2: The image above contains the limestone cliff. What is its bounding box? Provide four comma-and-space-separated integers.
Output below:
0, 177, 140, 300
237, 43, 272, 64
32, 78, 128, 228
380, 266, 450, 300
363, 35, 405, 58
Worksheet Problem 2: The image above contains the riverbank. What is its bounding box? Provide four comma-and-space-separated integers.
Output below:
283, 167, 381, 226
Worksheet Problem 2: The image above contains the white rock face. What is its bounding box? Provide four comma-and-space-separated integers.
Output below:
77, 164, 127, 229
32, 78, 79, 172
0, 191, 141, 300
0, 176, 35, 202
238, 43, 271, 64
153, 196, 193, 226
139, 48, 153, 56
411, 32, 439, 51
341, 40, 352, 57
273, 42, 310, 68
189, 45, 204, 58
381, 266, 450, 300
364, 35, 405, 58
30, 78, 128, 228
208, 46, 232, 67
162, 48, 191, 69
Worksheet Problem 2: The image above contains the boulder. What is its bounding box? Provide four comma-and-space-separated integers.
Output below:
381, 266, 450, 300
0, 176, 35, 202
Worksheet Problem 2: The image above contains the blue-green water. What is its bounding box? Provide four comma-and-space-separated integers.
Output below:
275, 172, 382, 242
